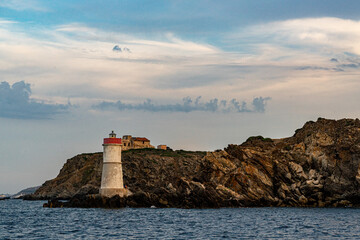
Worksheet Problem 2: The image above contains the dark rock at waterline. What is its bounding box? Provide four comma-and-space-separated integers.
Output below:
44, 189, 243, 209
38, 118, 360, 208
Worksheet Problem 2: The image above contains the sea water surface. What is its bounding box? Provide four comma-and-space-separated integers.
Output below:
1, 200, 360, 239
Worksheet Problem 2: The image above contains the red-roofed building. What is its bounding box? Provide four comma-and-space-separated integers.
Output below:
133, 137, 150, 142
122, 135, 154, 150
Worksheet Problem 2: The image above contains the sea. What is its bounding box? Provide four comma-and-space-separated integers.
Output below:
1, 200, 360, 239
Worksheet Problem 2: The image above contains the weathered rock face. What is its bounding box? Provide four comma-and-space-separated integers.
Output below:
220, 117, 360, 207
33, 149, 207, 201
36, 118, 360, 208
33, 153, 103, 199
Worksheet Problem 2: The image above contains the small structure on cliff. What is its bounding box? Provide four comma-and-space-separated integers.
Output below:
100, 131, 130, 197
157, 144, 167, 150
122, 135, 154, 150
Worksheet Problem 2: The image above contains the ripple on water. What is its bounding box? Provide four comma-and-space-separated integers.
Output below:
2, 201, 360, 239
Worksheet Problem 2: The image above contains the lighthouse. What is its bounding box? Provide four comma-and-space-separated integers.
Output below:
100, 131, 127, 197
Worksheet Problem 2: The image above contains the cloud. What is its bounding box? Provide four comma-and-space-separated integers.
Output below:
93, 96, 271, 113
0, 0, 47, 11
112, 45, 122, 52
55, 23, 217, 56
0, 20, 17, 25
252, 97, 271, 113
3, 17, 360, 113
339, 63, 359, 68
294, 55, 360, 71
0, 20, 228, 102
228, 17, 360, 66
295, 66, 344, 71
112, 45, 131, 53
0, 81, 70, 119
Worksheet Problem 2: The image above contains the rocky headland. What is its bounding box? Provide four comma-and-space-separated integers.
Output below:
30, 118, 360, 208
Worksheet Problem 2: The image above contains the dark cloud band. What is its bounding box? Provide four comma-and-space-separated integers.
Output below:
93, 96, 271, 113
0, 81, 70, 119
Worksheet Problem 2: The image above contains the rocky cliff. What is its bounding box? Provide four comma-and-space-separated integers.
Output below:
33, 149, 207, 200
35, 118, 360, 208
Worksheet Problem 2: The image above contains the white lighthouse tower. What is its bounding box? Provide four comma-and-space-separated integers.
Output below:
100, 131, 127, 197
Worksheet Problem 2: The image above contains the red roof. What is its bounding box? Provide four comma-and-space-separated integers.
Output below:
103, 138, 122, 145
133, 137, 150, 142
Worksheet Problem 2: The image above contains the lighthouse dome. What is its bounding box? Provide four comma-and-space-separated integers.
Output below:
109, 131, 116, 138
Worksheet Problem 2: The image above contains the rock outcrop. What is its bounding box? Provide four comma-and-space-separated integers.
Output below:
35, 118, 360, 208
33, 149, 207, 201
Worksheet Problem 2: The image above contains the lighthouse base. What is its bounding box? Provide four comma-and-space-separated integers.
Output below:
99, 188, 131, 198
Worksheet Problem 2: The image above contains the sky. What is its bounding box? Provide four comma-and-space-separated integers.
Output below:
1, 0, 360, 193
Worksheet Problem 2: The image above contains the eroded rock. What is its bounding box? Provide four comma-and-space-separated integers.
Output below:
38, 118, 360, 208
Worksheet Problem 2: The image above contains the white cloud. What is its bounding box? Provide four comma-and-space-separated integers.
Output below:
1, 17, 360, 116
0, 0, 47, 11
0, 20, 228, 104
217, 17, 360, 100
231, 17, 360, 60
0, 20, 17, 24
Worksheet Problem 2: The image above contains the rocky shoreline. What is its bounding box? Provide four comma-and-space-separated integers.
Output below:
30, 118, 360, 208
44, 193, 359, 209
